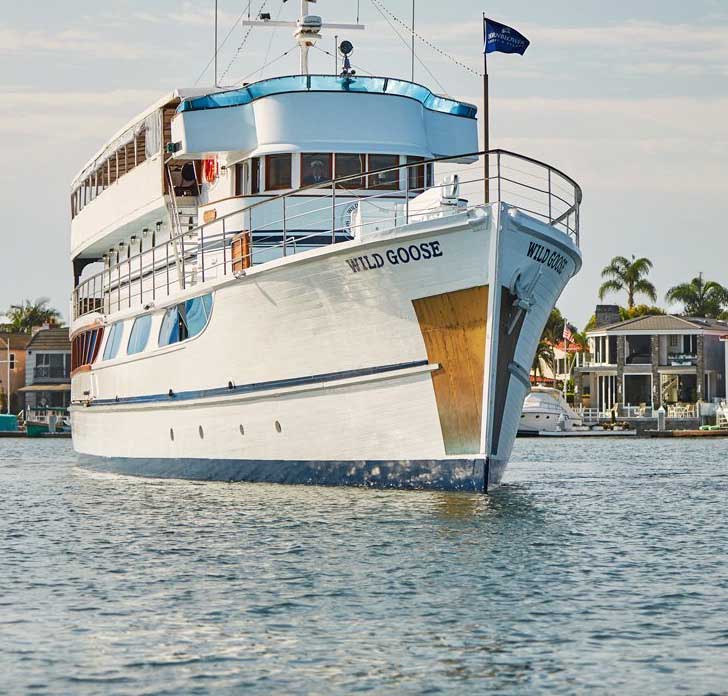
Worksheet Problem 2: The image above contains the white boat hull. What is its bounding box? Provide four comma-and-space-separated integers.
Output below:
71, 204, 580, 491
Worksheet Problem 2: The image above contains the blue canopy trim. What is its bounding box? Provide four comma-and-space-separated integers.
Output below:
178, 75, 477, 119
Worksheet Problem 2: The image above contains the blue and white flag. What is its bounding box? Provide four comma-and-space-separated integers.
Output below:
484, 18, 530, 55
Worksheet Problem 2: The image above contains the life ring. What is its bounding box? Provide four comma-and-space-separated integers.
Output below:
203, 158, 217, 184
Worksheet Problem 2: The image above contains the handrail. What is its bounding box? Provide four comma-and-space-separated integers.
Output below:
72, 149, 582, 321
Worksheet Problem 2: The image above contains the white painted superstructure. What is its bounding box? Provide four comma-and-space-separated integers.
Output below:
519, 387, 583, 434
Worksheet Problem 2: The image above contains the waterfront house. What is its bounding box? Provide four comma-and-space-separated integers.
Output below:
0, 333, 32, 413
576, 305, 727, 419
18, 327, 71, 412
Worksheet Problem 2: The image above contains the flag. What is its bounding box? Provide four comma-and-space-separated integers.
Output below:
484, 18, 530, 55
562, 322, 574, 344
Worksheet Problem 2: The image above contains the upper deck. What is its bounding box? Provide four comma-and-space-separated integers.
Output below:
69, 76, 478, 264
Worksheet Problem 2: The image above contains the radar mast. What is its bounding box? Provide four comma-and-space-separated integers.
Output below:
242, 0, 365, 75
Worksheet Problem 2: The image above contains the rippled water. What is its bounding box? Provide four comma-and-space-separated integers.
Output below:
1, 437, 727, 694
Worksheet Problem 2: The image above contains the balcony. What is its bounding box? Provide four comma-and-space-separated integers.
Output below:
663, 353, 697, 367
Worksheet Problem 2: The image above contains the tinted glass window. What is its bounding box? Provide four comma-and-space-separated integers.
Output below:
336, 154, 365, 189
265, 154, 292, 191
407, 156, 426, 191
301, 153, 331, 186
159, 307, 180, 347
159, 294, 213, 347
183, 296, 208, 337
103, 322, 124, 360
368, 154, 399, 191
127, 315, 152, 355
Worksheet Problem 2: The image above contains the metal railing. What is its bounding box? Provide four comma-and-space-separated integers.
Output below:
72, 149, 582, 321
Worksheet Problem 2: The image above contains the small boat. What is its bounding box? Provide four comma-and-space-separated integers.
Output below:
24, 408, 71, 438
518, 387, 582, 435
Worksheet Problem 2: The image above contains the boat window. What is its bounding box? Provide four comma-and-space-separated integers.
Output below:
336, 154, 365, 189
368, 154, 400, 191
71, 327, 105, 372
102, 322, 124, 361
234, 162, 245, 196
265, 154, 292, 191
159, 293, 214, 347
127, 315, 152, 355
301, 153, 332, 186
250, 157, 260, 194
407, 156, 433, 192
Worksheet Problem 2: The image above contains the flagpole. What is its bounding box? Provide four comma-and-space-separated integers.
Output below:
483, 13, 489, 204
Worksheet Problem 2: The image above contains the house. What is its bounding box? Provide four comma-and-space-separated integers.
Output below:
18, 327, 71, 412
576, 305, 727, 418
0, 333, 32, 413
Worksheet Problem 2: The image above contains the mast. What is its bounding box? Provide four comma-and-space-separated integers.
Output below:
241, 0, 365, 76
214, 0, 219, 87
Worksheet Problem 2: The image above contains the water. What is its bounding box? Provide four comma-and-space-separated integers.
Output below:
1, 438, 727, 695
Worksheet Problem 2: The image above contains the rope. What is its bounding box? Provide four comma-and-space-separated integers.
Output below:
367, 0, 449, 95
255, 0, 288, 81
195, 2, 256, 86
369, 0, 485, 78
312, 45, 376, 76
234, 46, 297, 84
216, 1, 271, 85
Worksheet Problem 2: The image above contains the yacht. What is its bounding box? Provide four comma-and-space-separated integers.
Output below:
519, 387, 583, 435
68, 2, 583, 491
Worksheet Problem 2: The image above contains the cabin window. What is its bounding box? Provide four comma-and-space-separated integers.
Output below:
368, 154, 399, 191
234, 162, 245, 196
301, 153, 332, 186
335, 154, 365, 189
265, 154, 292, 191
159, 294, 214, 347
71, 328, 104, 372
127, 315, 152, 355
407, 156, 433, 192
103, 321, 125, 361
250, 157, 260, 194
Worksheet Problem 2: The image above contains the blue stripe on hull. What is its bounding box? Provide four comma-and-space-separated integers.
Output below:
77, 455, 492, 492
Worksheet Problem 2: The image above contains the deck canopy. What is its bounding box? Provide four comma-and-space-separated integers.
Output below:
171, 75, 479, 163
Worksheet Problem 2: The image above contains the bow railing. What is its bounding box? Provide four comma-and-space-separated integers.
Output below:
72, 149, 582, 321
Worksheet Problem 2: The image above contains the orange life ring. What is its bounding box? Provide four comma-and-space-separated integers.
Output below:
203, 158, 217, 184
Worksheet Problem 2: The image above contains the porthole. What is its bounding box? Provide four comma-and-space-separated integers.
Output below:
170, 428, 174, 441
275, 420, 282, 433
239, 424, 245, 436
199, 425, 204, 439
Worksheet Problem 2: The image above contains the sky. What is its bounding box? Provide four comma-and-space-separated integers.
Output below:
1, 0, 727, 327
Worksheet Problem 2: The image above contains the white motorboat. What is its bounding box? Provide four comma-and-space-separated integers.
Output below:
519, 387, 583, 435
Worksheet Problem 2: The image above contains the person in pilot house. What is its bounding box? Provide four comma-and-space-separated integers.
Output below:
303, 159, 327, 185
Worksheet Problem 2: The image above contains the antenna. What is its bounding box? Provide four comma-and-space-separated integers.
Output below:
242, 0, 365, 75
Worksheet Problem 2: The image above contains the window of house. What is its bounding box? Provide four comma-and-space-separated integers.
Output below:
684, 335, 697, 354
335, 154, 365, 189
265, 154, 292, 191
103, 322, 125, 361
127, 315, 152, 355
159, 294, 214, 347
301, 153, 332, 186
9, 353, 15, 370
368, 154, 400, 190
669, 335, 679, 348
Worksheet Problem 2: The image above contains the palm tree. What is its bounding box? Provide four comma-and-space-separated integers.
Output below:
598, 255, 657, 309
665, 273, 728, 318
5, 298, 62, 334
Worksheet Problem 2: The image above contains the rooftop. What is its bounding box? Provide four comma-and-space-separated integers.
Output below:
27, 327, 71, 352
0, 333, 33, 351
590, 315, 728, 334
